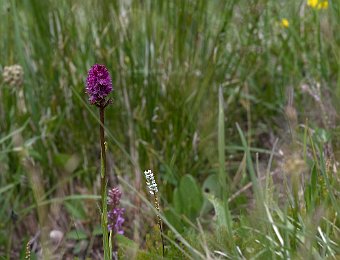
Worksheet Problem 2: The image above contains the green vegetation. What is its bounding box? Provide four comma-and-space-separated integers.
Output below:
0, 0, 339, 259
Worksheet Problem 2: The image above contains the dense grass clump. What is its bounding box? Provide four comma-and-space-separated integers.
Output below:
0, 0, 339, 259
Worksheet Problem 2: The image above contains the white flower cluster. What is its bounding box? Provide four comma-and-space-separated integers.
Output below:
144, 169, 158, 195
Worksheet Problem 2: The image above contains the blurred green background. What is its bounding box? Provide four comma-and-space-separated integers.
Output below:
0, 0, 339, 259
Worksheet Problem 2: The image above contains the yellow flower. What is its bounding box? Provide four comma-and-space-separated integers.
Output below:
318, 1, 328, 9
307, 0, 328, 9
281, 18, 289, 28
307, 0, 318, 8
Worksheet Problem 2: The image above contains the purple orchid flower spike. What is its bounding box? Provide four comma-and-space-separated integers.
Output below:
86, 64, 113, 107
107, 187, 125, 235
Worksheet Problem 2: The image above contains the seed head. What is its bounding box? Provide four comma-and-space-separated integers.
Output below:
85, 64, 113, 105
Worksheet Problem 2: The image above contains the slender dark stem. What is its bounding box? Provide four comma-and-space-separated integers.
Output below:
100, 107, 106, 200
99, 106, 110, 259
154, 195, 165, 257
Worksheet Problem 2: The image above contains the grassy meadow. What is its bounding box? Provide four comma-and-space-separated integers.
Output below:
0, 0, 339, 259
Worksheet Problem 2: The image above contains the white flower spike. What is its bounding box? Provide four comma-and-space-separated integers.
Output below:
144, 169, 158, 195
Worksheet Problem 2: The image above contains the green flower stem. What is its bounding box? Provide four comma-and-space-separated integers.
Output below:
100, 107, 110, 260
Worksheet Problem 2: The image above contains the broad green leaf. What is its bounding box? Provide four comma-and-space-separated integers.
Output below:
179, 174, 203, 219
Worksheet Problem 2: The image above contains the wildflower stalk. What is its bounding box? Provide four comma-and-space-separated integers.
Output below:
144, 170, 165, 257
85, 64, 113, 259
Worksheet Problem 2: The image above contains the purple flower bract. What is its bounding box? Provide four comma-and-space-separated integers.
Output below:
86, 64, 113, 104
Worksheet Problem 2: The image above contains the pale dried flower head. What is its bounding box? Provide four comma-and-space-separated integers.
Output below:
283, 152, 308, 176
2, 65, 24, 87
